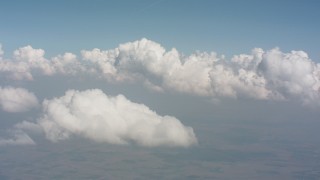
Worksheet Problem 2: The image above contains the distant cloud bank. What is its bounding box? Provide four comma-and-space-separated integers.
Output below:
1, 39, 320, 106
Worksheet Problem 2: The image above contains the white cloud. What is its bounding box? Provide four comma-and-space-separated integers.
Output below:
81, 39, 260, 99
1, 39, 320, 106
51, 52, 86, 75
0, 56, 34, 80
81, 48, 118, 78
81, 39, 320, 105
0, 45, 83, 80
13, 45, 55, 76
36, 89, 197, 147
258, 48, 320, 105
208, 64, 271, 99
82, 39, 218, 96
0, 86, 39, 112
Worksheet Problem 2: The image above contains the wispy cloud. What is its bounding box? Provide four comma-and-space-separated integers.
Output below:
0, 131, 35, 146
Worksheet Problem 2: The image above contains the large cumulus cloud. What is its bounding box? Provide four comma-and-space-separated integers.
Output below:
1, 39, 320, 106
15, 89, 197, 147
81, 39, 216, 96
82, 38, 320, 105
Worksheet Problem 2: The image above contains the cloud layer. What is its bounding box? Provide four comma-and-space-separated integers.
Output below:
0, 86, 39, 112
1, 39, 320, 106
15, 89, 197, 147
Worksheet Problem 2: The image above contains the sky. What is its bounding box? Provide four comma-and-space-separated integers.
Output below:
1, 0, 320, 59
1, 0, 320, 179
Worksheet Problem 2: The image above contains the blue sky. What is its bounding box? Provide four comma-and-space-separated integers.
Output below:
1, 0, 320, 59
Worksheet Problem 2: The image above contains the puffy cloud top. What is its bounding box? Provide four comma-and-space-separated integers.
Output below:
258, 49, 320, 105
82, 39, 320, 105
38, 89, 197, 147
0, 45, 83, 80
1, 39, 320, 106
0, 86, 39, 112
